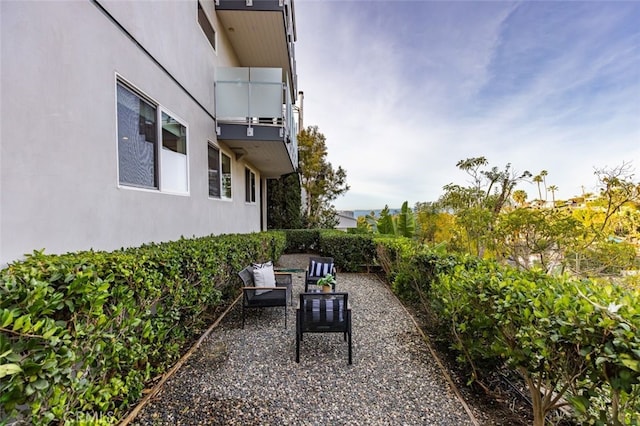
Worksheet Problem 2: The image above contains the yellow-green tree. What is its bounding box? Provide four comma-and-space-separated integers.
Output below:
438, 157, 531, 257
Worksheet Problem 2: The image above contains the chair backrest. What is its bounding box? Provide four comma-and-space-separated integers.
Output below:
238, 266, 255, 287
307, 256, 335, 278
298, 292, 348, 332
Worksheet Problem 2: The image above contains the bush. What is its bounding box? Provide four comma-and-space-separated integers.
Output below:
381, 244, 640, 426
281, 229, 320, 253
318, 232, 376, 272
0, 231, 285, 425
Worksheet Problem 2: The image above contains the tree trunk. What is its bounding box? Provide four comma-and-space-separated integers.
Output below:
522, 370, 547, 426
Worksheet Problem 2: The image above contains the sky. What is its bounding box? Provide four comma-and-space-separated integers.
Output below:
293, 0, 640, 211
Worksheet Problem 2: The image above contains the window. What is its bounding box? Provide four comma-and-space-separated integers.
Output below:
208, 144, 220, 198
245, 167, 256, 203
160, 112, 188, 193
221, 152, 232, 199
208, 144, 232, 199
117, 81, 188, 193
198, 1, 216, 52
117, 83, 157, 188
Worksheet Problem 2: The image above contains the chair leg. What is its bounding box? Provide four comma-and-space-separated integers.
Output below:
296, 331, 300, 363
347, 312, 352, 364
348, 330, 352, 365
242, 305, 245, 329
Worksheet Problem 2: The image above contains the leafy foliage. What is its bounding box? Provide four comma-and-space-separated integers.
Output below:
267, 172, 303, 229
0, 232, 286, 424
379, 244, 640, 425
439, 157, 531, 257
375, 206, 397, 235
281, 229, 321, 253
318, 232, 376, 272
360, 202, 416, 238
298, 126, 349, 228
493, 207, 583, 272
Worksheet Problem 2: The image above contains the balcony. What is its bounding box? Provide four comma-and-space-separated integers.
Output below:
215, 67, 298, 178
215, 0, 297, 98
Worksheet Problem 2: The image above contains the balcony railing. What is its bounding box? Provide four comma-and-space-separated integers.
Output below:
215, 67, 298, 173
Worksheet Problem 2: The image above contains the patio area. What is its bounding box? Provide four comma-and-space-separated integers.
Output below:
129, 254, 486, 425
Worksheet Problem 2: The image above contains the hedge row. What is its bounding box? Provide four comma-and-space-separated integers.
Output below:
0, 232, 285, 425
3, 229, 638, 424
279, 229, 377, 272
375, 238, 640, 425
433, 259, 639, 425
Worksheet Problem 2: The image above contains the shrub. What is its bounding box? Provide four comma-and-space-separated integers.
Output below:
385, 246, 640, 426
282, 229, 320, 253
318, 232, 376, 272
0, 231, 285, 425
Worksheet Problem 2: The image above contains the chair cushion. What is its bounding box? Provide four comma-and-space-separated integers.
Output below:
252, 261, 275, 295
246, 290, 286, 307
309, 260, 334, 277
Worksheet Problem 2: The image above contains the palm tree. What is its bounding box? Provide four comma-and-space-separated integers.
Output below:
533, 175, 543, 202
548, 185, 558, 206
540, 170, 548, 201
513, 189, 528, 207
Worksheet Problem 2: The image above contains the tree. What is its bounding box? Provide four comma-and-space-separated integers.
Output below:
494, 207, 582, 272
548, 185, 558, 206
267, 172, 302, 229
512, 189, 528, 207
540, 169, 548, 201
566, 163, 640, 275
396, 201, 416, 238
298, 126, 350, 228
439, 157, 531, 257
376, 205, 397, 235
533, 174, 543, 203
593, 162, 640, 234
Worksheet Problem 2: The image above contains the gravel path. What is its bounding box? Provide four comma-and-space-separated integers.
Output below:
131, 255, 480, 425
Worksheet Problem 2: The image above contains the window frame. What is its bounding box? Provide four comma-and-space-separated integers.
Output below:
159, 106, 189, 195
220, 151, 232, 200
207, 142, 232, 201
197, 0, 217, 54
245, 167, 256, 203
115, 77, 190, 195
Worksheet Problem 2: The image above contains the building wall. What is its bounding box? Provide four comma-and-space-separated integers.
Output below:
0, 0, 263, 264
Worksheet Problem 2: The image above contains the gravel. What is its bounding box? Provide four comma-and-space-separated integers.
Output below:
131, 255, 481, 425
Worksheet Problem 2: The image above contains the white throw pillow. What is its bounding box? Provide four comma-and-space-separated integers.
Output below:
252, 261, 276, 295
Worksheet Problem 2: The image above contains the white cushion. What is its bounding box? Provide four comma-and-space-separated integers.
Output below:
310, 260, 333, 277
252, 261, 275, 295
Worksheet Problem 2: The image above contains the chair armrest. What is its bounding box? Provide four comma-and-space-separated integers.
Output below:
274, 272, 292, 283
243, 286, 288, 301
243, 286, 288, 291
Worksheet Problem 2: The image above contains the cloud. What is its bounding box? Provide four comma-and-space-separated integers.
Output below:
294, 1, 640, 210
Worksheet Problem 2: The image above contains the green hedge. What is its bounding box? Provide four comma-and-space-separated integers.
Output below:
319, 232, 376, 272
0, 232, 285, 425
281, 230, 377, 272
281, 229, 320, 253
381, 245, 640, 425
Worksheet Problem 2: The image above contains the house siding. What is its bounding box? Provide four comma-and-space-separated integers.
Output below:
0, 0, 265, 265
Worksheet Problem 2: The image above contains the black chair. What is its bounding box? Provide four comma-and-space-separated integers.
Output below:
296, 292, 352, 364
305, 256, 337, 292
238, 266, 291, 329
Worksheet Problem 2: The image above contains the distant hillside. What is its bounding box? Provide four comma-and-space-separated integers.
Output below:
352, 208, 401, 218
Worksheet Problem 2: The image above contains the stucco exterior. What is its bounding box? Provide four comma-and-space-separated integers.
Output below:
0, 0, 296, 265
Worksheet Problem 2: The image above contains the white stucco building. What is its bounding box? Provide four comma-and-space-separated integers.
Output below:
0, 0, 300, 265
